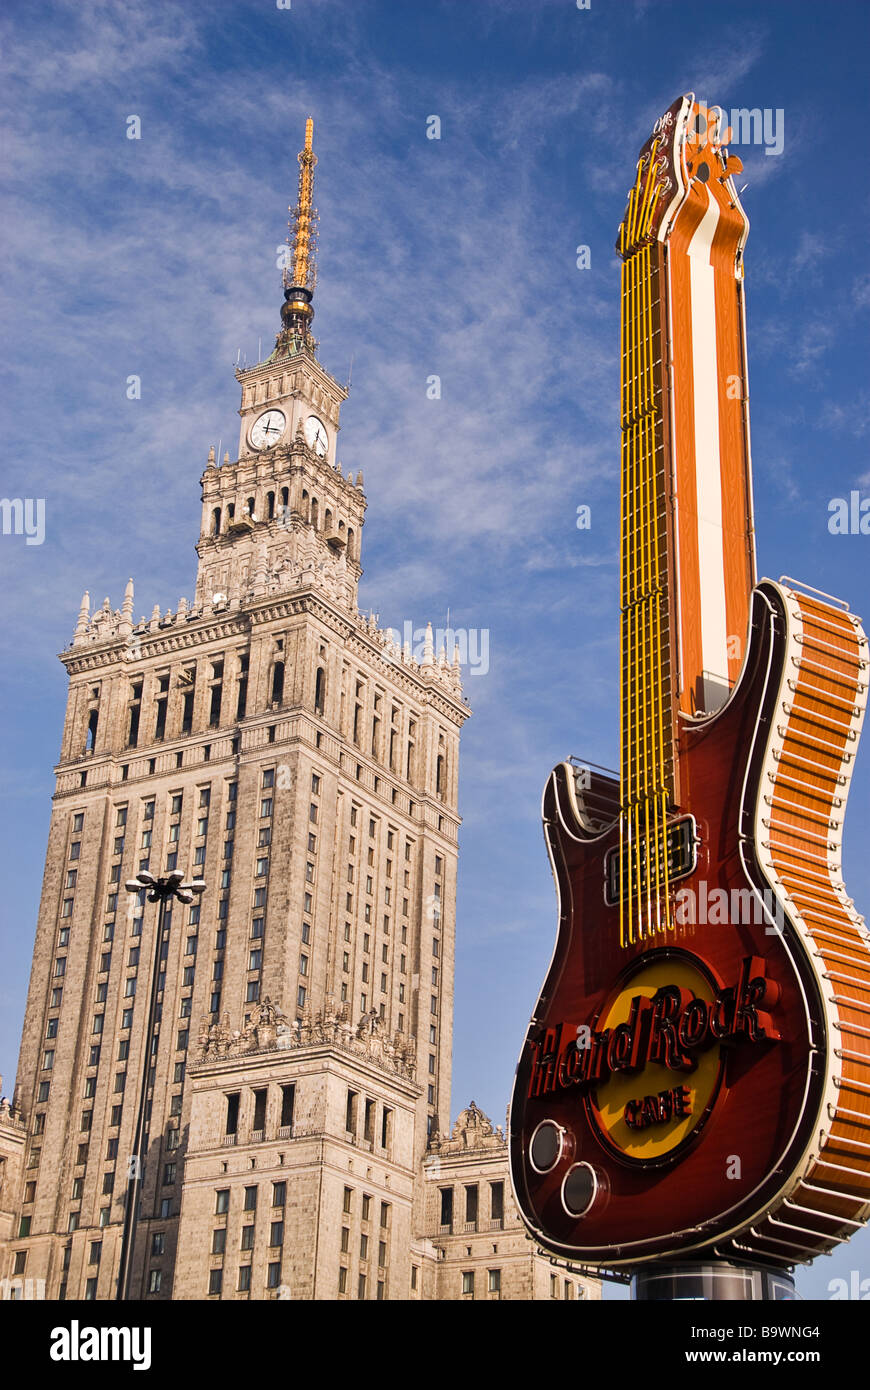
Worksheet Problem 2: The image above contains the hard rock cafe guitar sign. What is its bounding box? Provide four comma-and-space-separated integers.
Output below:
509, 95, 870, 1269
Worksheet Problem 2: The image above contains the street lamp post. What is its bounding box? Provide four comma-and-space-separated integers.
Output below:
116, 869, 205, 1301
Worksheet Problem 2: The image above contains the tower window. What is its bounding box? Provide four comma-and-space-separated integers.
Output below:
182, 689, 195, 736
127, 683, 142, 747
252, 1089, 267, 1132
236, 655, 249, 720
212, 508, 221, 536
225, 1093, 240, 1136
154, 675, 169, 741
280, 1084, 295, 1129
271, 662, 285, 705
439, 1188, 453, 1228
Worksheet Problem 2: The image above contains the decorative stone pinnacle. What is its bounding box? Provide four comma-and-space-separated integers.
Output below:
73, 591, 90, 644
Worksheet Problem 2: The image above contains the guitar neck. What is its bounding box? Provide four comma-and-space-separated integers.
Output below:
619, 226, 679, 814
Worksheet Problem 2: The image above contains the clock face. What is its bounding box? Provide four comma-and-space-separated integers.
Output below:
305, 414, 329, 457
250, 409, 286, 450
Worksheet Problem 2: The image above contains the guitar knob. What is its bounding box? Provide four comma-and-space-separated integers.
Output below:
561, 1162, 600, 1219
529, 1119, 573, 1173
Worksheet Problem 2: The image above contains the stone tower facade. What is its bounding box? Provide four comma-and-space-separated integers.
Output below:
1, 123, 470, 1301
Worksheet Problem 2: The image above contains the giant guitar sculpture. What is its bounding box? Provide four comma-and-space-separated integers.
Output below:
509, 95, 870, 1269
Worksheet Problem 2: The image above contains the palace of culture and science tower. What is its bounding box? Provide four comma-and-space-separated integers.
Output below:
0, 123, 599, 1304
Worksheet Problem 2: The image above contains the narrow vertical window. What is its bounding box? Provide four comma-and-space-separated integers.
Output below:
225, 1092, 240, 1136
271, 661, 285, 705
236, 654, 248, 720
127, 682, 142, 748
209, 661, 224, 728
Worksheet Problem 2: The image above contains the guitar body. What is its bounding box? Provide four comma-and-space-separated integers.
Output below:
509, 580, 870, 1266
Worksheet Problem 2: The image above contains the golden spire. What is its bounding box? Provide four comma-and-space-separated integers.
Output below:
291, 117, 318, 291
275, 117, 319, 354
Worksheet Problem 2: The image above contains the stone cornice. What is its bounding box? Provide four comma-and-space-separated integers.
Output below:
235, 346, 348, 403
59, 614, 252, 673
193, 1002, 420, 1093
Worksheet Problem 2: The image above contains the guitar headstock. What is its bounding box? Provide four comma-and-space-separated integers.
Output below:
617, 94, 746, 258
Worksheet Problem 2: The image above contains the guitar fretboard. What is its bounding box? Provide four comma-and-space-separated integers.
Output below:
617, 158, 678, 945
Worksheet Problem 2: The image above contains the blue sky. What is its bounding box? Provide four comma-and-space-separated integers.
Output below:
1, 0, 869, 1299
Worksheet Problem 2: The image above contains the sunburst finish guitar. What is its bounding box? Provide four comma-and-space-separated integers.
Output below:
509, 95, 870, 1269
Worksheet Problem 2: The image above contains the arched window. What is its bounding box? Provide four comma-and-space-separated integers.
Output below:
227, 503, 235, 523
436, 754, 445, 800
311, 497, 319, 529
212, 508, 221, 536
347, 528, 355, 561
281, 487, 289, 510
314, 666, 326, 716
271, 661, 285, 706
266, 492, 275, 520
246, 496, 256, 519
86, 708, 98, 753
325, 508, 333, 533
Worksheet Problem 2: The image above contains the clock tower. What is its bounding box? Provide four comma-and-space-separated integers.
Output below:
196, 119, 364, 621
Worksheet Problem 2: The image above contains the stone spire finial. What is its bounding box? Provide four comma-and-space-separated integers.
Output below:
149, 603, 161, 632
73, 591, 90, 644
422, 621, 434, 666
223, 451, 230, 465
355, 470, 364, 490
119, 577, 134, 637
207, 445, 216, 467
452, 643, 462, 680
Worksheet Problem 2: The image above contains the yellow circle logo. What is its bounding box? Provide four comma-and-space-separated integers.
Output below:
591, 956, 721, 1162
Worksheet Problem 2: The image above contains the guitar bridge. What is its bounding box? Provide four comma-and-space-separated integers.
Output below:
603, 815, 698, 906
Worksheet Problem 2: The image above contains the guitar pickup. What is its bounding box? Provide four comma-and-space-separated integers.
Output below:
604, 815, 698, 906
